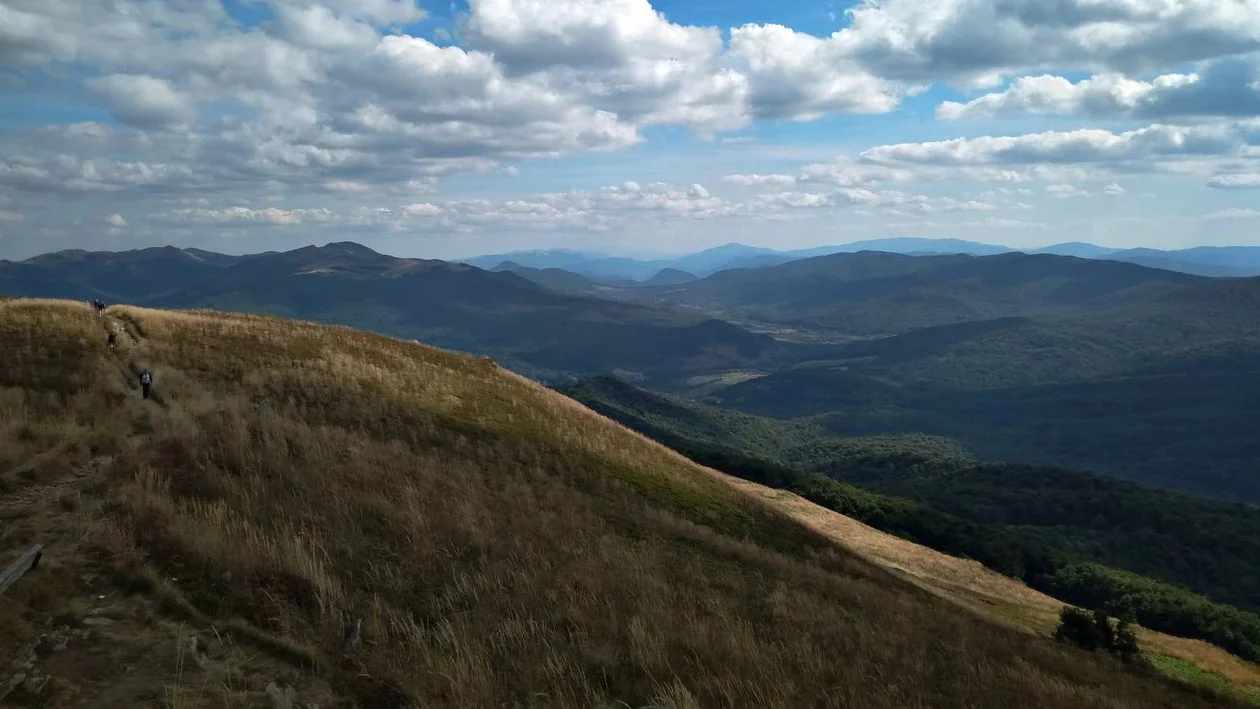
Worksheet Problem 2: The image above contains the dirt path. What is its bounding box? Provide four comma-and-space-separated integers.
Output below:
0, 455, 112, 515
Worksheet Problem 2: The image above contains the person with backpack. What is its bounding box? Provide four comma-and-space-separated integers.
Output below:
139, 369, 153, 399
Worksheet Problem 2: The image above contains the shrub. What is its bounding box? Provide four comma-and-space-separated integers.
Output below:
1056, 606, 1141, 661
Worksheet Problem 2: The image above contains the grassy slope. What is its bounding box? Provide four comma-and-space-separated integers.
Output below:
561, 378, 1260, 619
0, 299, 1249, 708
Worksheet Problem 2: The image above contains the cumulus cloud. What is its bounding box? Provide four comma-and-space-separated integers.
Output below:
1208, 173, 1260, 189
757, 191, 832, 208
269, 4, 380, 51
0, 154, 198, 193
1101, 183, 1126, 196
865, 191, 1002, 213
835, 0, 1260, 87
402, 202, 443, 216
460, 0, 753, 133
728, 23, 907, 120
722, 173, 798, 187
169, 206, 337, 226
105, 214, 127, 226
938, 59, 1260, 121
0, 211, 24, 223
1046, 183, 1090, 198
323, 180, 371, 192
6, 0, 1260, 254
86, 74, 196, 128
1204, 208, 1260, 220
860, 124, 1251, 167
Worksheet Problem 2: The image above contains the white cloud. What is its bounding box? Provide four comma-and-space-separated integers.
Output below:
836, 187, 882, 204
1207, 173, 1260, 189
937, 73, 1186, 120
105, 214, 127, 227
1204, 208, 1260, 220
462, 0, 719, 74
860, 124, 1251, 168
722, 173, 798, 187
271, 0, 427, 26
169, 206, 337, 225
835, 0, 1260, 87
6, 0, 1260, 256
937, 60, 1260, 121
0, 155, 198, 192
728, 23, 907, 120
402, 202, 443, 216
758, 191, 832, 208
86, 74, 196, 128
270, 4, 380, 51
324, 180, 371, 192
1046, 183, 1090, 198
0, 211, 24, 223
868, 190, 1003, 213
461, 0, 753, 133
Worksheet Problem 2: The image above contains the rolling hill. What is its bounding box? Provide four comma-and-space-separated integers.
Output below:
633, 251, 1202, 336
4, 299, 1253, 706
701, 350, 1260, 501
461, 239, 1260, 282
643, 268, 700, 286
489, 260, 605, 293
0, 243, 785, 381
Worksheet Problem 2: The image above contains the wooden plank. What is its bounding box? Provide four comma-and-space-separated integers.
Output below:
0, 544, 43, 597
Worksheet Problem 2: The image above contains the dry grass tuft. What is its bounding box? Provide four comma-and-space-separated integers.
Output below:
0, 299, 1251, 708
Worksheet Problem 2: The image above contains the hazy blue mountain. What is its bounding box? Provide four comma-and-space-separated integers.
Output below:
643, 268, 700, 286
460, 239, 1260, 283
491, 261, 603, 293
828, 237, 1010, 256
463, 248, 612, 271
1108, 247, 1260, 277
667, 243, 787, 272
632, 250, 1198, 335
1033, 243, 1122, 258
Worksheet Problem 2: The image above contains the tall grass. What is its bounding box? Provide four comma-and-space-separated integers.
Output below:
0, 299, 1248, 708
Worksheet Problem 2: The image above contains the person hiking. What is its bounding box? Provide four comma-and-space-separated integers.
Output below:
107, 331, 117, 351
139, 369, 153, 400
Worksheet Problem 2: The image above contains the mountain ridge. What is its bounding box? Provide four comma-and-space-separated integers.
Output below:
0, 242, 788, 381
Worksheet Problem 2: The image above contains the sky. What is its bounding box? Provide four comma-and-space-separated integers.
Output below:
2, 0, 1260, 260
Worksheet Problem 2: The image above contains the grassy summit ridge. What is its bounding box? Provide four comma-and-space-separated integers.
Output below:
0, 299, 1248, 708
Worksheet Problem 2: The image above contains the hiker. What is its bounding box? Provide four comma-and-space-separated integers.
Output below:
107, 331, 117, 351
139, 369, 152, 400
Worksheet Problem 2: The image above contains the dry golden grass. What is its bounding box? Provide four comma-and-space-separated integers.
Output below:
724, 478, 1260, 693
0, 298, 1251, 708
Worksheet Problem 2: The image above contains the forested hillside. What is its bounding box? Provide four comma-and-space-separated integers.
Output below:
561, 376, 1260, 661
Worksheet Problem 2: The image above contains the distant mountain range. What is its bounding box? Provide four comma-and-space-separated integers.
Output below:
0, 242, 786, 380
6, 239, 1260, 502
463, 238, 1260, 281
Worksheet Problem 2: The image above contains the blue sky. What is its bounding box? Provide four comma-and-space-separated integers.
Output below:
1, 0, 1259, 260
